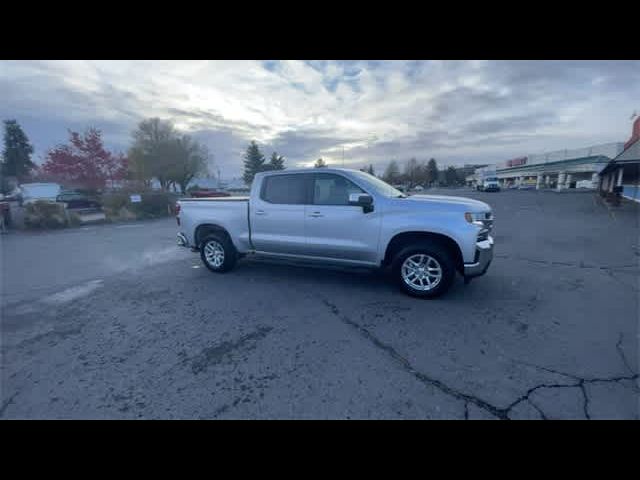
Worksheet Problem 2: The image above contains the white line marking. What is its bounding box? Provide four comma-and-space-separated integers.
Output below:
42, 280, 104, 305
115, 224, 145, 229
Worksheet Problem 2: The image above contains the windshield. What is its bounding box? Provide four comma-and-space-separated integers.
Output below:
349, 170, 406, 198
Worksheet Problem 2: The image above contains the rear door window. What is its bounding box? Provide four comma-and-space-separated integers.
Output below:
260, 174, 309, 204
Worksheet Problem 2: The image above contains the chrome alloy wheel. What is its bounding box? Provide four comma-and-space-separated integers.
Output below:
401, 254, 443, 291
203, 240, 225, 268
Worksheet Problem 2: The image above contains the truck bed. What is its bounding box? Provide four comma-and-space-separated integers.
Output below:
177, 196, 251, 251
178, 196, 249, 202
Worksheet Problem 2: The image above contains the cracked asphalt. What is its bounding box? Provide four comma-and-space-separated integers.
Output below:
1, 189, 638, 419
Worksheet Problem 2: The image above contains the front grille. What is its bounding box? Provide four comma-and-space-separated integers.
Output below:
481, 212, 493, 231
476, 212, 493, 242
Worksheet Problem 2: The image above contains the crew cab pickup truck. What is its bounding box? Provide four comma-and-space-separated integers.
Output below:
176, 168, 494, 298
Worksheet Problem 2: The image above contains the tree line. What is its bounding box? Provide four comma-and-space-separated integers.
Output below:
304, 157, 462, 188
3, 118, 468, 195
1, 118, 211, 194
381, 158, 464, 187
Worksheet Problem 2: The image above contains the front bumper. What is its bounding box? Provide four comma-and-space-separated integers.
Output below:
463, 236, 494, 278
177, 232, 189, 247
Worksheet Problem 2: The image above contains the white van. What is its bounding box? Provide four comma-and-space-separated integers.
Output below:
18, 183, 62, 205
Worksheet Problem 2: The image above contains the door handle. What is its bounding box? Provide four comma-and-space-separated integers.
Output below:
255, 210, 267, 216
309, 212, 324, 218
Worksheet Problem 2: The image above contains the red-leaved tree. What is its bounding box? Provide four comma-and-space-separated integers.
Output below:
42, 128, 128, 191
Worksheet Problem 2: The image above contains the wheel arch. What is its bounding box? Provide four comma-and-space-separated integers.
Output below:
194, 223, 234, 249
383, 231, 464, 273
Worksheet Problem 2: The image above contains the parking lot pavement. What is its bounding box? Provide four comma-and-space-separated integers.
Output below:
1, 190, 638, 419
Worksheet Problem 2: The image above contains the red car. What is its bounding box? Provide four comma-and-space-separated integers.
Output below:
189, 189, 232, 198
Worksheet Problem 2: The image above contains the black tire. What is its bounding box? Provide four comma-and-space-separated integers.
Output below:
199, 233, 237, 273
391, 242, 456, 298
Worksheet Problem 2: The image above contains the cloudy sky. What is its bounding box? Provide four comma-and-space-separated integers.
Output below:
2, 60, 639, 178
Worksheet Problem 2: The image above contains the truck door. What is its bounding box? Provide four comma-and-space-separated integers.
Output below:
250, 173, 309, 255
304, 172, 382, 264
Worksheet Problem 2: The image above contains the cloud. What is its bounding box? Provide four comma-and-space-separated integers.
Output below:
2, 60, 639, 177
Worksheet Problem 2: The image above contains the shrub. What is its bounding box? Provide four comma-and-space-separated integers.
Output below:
135, 192, 179, 218
67, 211, 82, 227
24, 201, 68, 229
101, 191, 179, 221
101, 192, 130, 215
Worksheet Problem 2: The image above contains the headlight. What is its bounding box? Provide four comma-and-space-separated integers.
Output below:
464, 212, 486, 225
465, 212, 493, 241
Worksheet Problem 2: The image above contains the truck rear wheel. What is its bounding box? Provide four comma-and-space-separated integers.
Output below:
200, 233, 237, 273
392, 242, 456, 298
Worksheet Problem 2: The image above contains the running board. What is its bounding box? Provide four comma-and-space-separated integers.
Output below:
247, 250, 379, 268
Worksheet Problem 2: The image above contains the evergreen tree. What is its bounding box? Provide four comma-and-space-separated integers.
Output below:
426, 158, 439, 186
2, 119, 36, 181
242, 141, 266, 185
267, 151, 285, 170
445, 166, 458, 186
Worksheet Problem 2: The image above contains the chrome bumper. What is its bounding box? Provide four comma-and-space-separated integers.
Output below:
464, 236, 494, 278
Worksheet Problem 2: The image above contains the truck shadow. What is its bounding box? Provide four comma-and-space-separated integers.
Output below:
233, 257, 391, 290
215, 256, 473, 300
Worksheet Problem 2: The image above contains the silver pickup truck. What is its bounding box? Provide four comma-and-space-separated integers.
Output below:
176, 168, 494, 298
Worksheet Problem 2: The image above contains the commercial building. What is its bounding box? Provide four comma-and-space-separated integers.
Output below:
475, 142, 624, 190
455, 164, 487, 187
598, 117, 640, 202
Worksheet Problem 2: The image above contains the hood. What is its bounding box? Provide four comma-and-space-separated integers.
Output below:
400, 194, 491, 212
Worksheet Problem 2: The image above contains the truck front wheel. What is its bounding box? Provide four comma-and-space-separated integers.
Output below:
392, 243, 456, 298
200, 234, 237, 273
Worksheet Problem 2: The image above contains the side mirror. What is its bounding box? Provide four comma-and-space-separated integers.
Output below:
349, 193, 374, 213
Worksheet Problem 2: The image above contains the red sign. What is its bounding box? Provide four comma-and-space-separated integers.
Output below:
506, 156, 527, 167
624, 117, 640, 150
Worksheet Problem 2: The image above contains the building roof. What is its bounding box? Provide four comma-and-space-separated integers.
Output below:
599, 137, 640, 176
497, 155, 610, 175
613, 137, 640, 162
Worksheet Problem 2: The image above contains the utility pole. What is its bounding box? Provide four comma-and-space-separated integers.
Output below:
342, 146, 345, 167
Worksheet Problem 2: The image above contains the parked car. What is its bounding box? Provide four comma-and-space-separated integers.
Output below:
189, 189, 232, 198
0, 196, 10, 232
478, 177, 500, 192
576, 180, 595, 189
56, 191, 103, 212
17, 183, 62, 205
176, 168, 494, 298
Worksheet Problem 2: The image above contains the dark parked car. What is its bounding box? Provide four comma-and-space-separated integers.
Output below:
189, 189, 232, 198
56, 192, 103, 212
